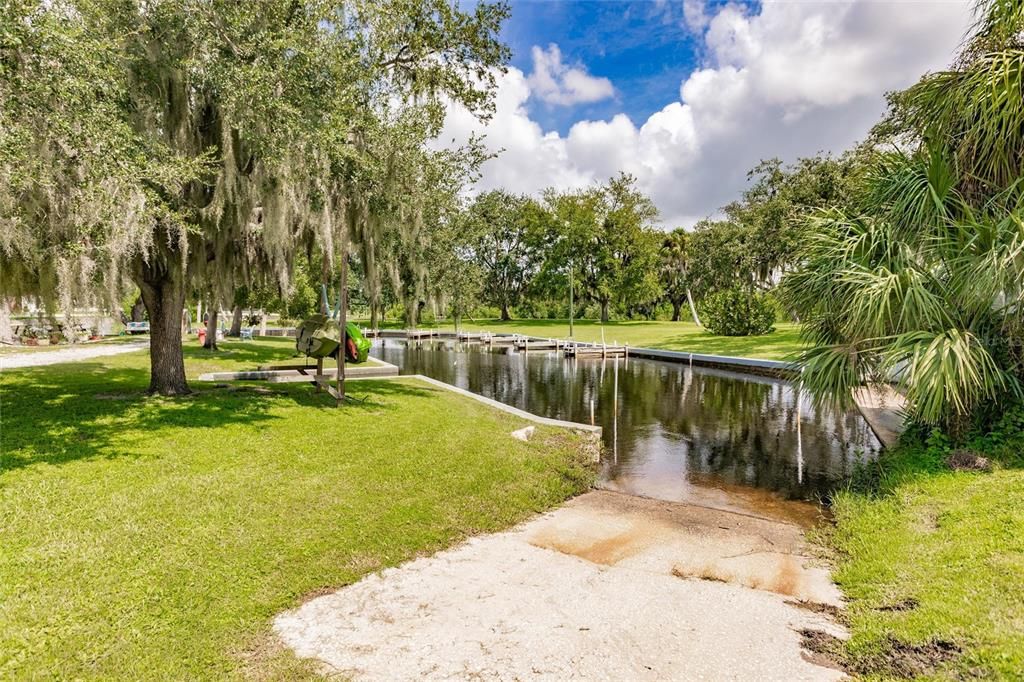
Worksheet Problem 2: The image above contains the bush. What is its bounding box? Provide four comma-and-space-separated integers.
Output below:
699, 288, 776, 336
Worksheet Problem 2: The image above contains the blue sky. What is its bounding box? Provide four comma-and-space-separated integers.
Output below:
441, 1, 971, 226
502, 0, 745, 135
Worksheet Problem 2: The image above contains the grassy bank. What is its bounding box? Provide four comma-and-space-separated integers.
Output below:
0, 339, 594, 678
824, 415, 1024, 679
365, 318, 806, 360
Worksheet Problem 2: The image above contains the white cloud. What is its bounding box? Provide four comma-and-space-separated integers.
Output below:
682, 0, 710, 33
439, 1, 973, 227
526, 44, 616, 106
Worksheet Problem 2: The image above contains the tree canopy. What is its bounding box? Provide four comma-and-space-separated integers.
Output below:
1, 0, 509, 393
783, 0, 1024, 434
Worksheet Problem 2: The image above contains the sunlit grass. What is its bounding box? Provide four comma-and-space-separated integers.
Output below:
824, 434, 1024, 679
0, 340, 594, 678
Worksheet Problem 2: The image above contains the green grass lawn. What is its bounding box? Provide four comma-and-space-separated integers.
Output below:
823, 422, 1024, 679
363, 318, 806, 361
0, 339, 594, 678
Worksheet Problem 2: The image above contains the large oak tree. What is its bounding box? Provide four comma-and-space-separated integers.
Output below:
1, 0, 509, 393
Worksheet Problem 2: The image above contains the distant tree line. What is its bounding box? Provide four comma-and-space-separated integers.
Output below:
249, 157, 857, 330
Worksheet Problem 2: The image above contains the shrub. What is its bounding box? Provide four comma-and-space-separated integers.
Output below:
699, 288, 776, 336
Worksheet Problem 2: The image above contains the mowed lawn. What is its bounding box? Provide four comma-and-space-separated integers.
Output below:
825, 430, 1024, 679
0, 339, 594, 678
368, 318, 806, 360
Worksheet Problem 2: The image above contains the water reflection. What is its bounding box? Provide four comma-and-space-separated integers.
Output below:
372, 339, 879, 510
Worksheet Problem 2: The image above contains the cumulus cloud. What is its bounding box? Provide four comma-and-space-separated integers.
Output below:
526, 43, 616, 106
439, 1, 972, 227
682, 0, 710, 33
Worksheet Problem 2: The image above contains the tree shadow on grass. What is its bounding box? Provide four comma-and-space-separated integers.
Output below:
0, 364, 438, 476
181, 341, 305, 373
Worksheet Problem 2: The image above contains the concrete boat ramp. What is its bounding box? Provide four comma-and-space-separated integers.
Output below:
274, 490, 847, 680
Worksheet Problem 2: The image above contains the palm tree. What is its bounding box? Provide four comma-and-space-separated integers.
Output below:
660, 229, 702, 325
784, 0, 1024, 437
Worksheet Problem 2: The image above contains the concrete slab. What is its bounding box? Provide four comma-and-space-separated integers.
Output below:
852, 385, 906, 448
196, 361, 399, 383
275, 491, 845, 681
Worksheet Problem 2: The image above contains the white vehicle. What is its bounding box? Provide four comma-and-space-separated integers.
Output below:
125, 321, 150, 334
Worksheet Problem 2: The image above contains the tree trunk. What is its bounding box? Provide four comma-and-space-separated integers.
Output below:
370, 302, 379, 329
671, 300, 682, 322
405, 299, 418, 329
204, 307, 219, 350
136, 260, 189, 396
130, 296, 146, 323
228, 304, 243, 337
0, 298, 13, 344
600, 299, 610, 323
500, 301, 510, 321
686, 287, 702, 327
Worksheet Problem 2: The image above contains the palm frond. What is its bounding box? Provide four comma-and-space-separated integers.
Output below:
885, 328, 1020, 423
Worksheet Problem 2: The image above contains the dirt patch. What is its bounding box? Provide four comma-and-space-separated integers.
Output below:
786, 599, 847, 623
916, 510, 940, 533
529, 520, 659, 565
799, 629, 848, 672
671, 553, 806, 597
799, 630, 961, 678
947, 449, 991, 471
672, 566, 727, 583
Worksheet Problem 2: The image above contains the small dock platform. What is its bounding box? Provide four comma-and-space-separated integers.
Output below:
513, 337, 565, 351
564, 343, 629, 358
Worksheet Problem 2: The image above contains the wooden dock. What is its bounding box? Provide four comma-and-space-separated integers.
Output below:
484, 334, 516, 346
513, 337, 565, 351
406, 329, 437, 339
564, 343, 629, 358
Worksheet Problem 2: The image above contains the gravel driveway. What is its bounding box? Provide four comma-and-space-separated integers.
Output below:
0, 341, 149, 370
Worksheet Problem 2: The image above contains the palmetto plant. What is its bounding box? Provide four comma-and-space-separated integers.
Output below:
784, 0, 1024, 434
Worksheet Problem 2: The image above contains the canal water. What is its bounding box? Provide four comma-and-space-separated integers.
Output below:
371, 339, 879, 521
